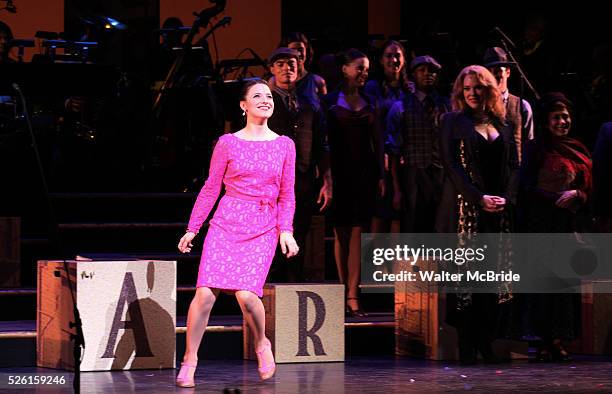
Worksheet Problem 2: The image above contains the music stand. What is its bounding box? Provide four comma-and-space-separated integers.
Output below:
35, 31, 59, 40
71, 41, 98, 64
9, 39, 34, 63
41, 39, 68, 63
216, 58, 267, 80
157, 26, 191, 35
40, 39, 98, 64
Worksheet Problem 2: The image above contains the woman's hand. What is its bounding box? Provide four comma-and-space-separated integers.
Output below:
378, 179, 386, 198
178, 231, 196, 253
555, 190, 579, 209
392, 190, 402, 211
280, 232, 299, 258
317, 182, 333, 212
481, 195, 505, 213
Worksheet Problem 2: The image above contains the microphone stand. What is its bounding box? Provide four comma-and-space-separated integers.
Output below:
152, 1, 226, 117
66, 263, 85, 394
494, 27, 540, 101
13, 83, 83, 393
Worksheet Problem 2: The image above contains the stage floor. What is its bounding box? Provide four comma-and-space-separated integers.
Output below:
2, 356, 612, 393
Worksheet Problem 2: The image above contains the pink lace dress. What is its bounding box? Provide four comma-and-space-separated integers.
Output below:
187, 133, 296, 296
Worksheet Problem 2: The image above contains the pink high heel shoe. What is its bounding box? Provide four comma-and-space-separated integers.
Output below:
176, 361, 197, 388
255, 340, 276, 380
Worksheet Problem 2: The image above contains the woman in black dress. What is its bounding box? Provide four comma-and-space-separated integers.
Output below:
436, 65, 519, 363
323, 49, 385, 317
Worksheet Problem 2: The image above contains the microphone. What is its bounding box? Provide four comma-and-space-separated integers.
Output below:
12, 83, 21, 92
492, 26, 516, 49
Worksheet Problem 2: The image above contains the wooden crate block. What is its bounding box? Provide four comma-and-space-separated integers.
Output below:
395, 260, 527, 360
244, 283, 344, 363
395, 259, 457, 360
37, 259, 176, 371
0, 217, 20, 287
582, 280, 612, 355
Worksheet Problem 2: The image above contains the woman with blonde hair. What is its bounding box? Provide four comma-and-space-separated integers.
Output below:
436, 65, 519, 364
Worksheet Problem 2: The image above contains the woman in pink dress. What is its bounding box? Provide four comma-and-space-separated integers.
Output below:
175, 79, 298, 387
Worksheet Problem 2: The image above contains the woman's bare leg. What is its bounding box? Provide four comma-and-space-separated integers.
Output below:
235, 290, 267, 345
346, 226, 363, 310
236, 290, 275, 378
182, 286, 219, 364
334, 226, 350, 285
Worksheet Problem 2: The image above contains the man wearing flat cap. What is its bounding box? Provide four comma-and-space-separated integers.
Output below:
386, 55, 450, 232
266, 47, 332, 282
483, 46, 534, 162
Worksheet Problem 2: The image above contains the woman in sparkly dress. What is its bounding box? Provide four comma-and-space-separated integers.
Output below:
436, 65, 519, 364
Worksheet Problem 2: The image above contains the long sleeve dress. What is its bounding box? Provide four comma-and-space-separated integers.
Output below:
435, 111, 519, 234
435, 111, 520, 345
186, 133, 296, 297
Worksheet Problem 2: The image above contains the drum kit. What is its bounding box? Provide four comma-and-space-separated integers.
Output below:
1, 62, 116, 146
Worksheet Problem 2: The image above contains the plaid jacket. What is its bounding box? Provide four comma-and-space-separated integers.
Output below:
386, 91, 450, 168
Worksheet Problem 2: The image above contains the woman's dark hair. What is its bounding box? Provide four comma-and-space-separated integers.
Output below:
379, 40, 411, 93
535, 91, 573, 137
0, 21, 13, 40
279, 31, 313, 67
239, 78, 269, 101
0, 21, 13, 60
337, 48, 368, 67
537, 92, 573, 118
161, 17, 183, 29
381, 39, 407, 63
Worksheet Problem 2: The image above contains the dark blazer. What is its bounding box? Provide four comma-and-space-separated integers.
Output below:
435, 111, 519, 233
267, 90, 327, 175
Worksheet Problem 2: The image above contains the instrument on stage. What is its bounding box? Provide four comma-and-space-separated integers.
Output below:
0, 62, 118, 141
8, 38, 34, 62
152, 14, 231, 116
0, 62, 118, 96
0, 95, 17, 136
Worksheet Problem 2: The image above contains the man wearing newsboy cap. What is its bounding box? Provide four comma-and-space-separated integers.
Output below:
483, 47, 534, 161
387, 54, 451, 233
266, 47, 332, 282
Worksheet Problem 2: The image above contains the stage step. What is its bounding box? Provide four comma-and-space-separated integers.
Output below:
49, 193, 196, 223
17, 191, 341, 285
0, 314, 395, 336
0, 314, 395, 367
12, 191, 393, 325
0, 286, 393, 321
